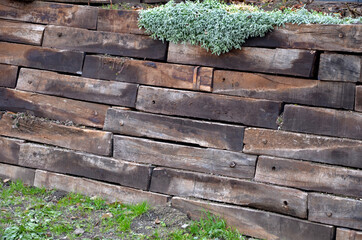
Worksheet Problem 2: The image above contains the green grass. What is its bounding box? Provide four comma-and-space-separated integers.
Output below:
0, 180, 252, 240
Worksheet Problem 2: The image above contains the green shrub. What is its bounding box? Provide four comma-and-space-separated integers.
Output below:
138, 0, 361, 55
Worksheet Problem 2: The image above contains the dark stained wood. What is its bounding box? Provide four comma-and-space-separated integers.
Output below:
0, 136, 24, 165
136, 86, 282, 129
0, 19, 45, 45
213, 70, 355, 110
82, 55, 213, 92
0, 0, 98, 29
243, 128, 362, 169
150, 167, 308, 218
113, 135, 256, 179
255, 156, 362, 198
0, 88, 108, 128
43, 25, 167, 60
0, 64, 18, 88
0, 113, 112, 156
336, 228, 362, 240
0, 163, 35, 186
308, 193, 362, 230
245, 24, 362, 53
97, 9, 145, 35
282, 105, 362, 140
0, 42, 84, 74
39, 0, 112, 3
34, 170, 169, 206
104, 108, 245, 151
356, 86, 362, 112
172, 197, 334, 240
319, 53, 361, 83
167, 43, 316, 77
20, 144, 151, 190
17, 68, 138, 107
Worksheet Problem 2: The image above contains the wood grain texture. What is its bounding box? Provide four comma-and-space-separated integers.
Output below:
245, 24, 362, 53
34, 170, 169, 206
0, 0, 98, 29
172, 197, 334, 240
243, 128, 362, 169
167, 43, 316, 77
150, 168, 308, 218
0, 19, 45, 45
0, 64, 18, 88
114, 135, 256, 179
0, 42, 84, 74
0, 88, 108, 128
308, 193, 362, 230
0, 163, 35, 186
319, 53, 361, 82
17, 68, 138, 107
136, 86, 282, 129
0, 136, 24, 165
282, 105, 362, 140
20, 144, 150, 190
104, 108, 244, 151
82, 55, 213, 92
213, 70, 355, 110
336, 228, 362, 240
97, 9, 145, 35
43, 25, 167, 60
255, 156, 362, 198
356, 86, 362, 112
0, 113, 112, 156
38, 0, 112, 3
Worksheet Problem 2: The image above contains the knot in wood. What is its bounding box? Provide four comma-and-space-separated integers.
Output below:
229, 161, 236, 168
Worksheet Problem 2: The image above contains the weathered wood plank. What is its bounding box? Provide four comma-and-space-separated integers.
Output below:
167, 43, 316, 77
39, 0, 112, 3
114, 135, 256, 179
20, 144, 150, 190
336, 228, 362, 240
82, 55, 213, 92
43, 25, 167, 60
34, 170, 169, 206
0, 88, 108, 128
356, 86, 362, 112
0, 113, 112, 156
150, 168, 308, 218
319, 53, 361, 83
0, 42, 84, 74
0, 64, 18, 88
172, 197, 334, 240
97, 9, 145, 35
255, 156, 362, 198
136, 86, 282, 129
0, 0, 98, 29
245, 24, 362, 53
282, 105, 362, 140
308, 193, 362, 230
213, 70, 355, 110
243, 128, 362, 169
104, 108, 244, 151
17, 68, 138, 107
0, 136, 23, 165
0, 19, 45, 45
0, 163, 35, 186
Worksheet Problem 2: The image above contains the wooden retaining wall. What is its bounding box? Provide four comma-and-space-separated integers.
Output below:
0, 0, 361, 239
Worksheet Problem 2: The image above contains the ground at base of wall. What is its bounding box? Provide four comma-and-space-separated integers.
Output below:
0, 178, 258, 240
